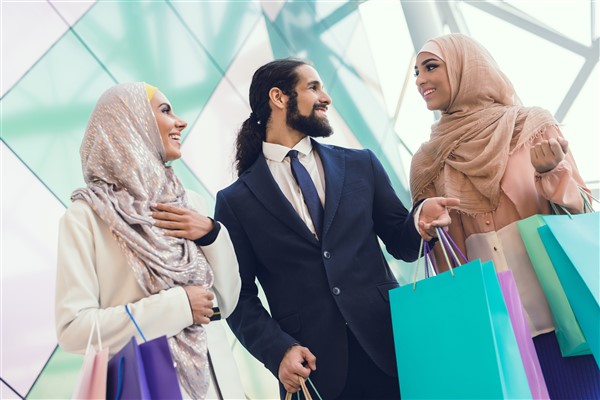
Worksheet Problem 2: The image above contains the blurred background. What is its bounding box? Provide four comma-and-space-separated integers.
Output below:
1, 0, 598, 398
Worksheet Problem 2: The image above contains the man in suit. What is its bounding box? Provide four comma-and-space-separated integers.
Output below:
215, 58, 459, 399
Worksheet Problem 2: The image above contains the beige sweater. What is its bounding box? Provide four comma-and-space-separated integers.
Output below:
55, 190, 244, 398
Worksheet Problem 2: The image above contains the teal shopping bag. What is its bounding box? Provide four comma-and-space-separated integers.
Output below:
389, 259, 531, 399
539, 212, 600, 368
517, 215, 590, 357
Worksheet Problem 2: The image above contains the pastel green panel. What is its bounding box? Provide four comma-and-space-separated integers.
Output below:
26, 346, 82, 399
269, 1, 318, 56
0, 31, 116, 205
72, 1, 224, 137
274, 1, 362, 84
169, 2, 262, 74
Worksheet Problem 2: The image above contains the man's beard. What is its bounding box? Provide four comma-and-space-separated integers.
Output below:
286, 95, 333, 138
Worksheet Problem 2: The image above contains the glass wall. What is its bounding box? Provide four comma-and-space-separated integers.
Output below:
1, 1, 597, 398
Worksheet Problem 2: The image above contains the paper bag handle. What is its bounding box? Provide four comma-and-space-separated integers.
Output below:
284, 376, 322, 400
125, 304, 147, 342
85, 317, 103, 353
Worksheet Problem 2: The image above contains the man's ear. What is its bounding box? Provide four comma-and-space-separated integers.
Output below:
269, 87, 287, 110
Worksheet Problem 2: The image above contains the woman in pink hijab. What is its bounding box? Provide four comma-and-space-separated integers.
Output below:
410, 34, 598, 398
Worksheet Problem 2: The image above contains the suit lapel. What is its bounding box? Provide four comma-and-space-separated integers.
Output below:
242, 156, 319, 245
312, 140, 345, 239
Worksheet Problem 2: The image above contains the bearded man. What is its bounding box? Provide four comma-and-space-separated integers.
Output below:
214, 58, 459, 400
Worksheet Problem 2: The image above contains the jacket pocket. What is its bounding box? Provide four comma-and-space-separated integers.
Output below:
277, 313, 301, 334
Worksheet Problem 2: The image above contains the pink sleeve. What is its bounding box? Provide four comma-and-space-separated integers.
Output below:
533, 125, 588, 213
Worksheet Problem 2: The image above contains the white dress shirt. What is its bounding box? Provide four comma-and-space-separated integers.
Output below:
262, 136, 325, 237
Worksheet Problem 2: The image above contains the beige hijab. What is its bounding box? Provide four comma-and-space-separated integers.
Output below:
71, 82, 213, 398
409, 34, 556, 214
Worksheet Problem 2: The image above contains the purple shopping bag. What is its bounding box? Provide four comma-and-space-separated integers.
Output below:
138, 335, 182, 399
498, 270, 550, 399
106, 305, 183, 399
106, 337, 151, 400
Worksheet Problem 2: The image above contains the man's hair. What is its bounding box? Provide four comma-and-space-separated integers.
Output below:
234, 58, 310, 176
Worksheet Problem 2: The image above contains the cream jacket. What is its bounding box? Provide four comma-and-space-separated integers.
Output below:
55, 190, 244, 397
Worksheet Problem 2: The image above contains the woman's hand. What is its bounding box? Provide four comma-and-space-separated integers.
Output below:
152, 203, 213, 240
183, 286, 214, 325
530, 137, 568, 173
418, 197, 460, 241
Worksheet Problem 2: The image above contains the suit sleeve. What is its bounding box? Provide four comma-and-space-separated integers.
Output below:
215, 191, 298, 377
368, 150, 422, 262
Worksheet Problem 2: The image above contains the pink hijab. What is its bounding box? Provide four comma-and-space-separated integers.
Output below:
409, 34, 556, 214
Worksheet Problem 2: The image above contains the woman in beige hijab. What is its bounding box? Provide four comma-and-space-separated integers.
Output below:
410, 34, 598, 398
55, 82, 243, 399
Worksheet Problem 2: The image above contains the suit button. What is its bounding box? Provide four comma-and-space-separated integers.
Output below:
332, 287, 341, 295
323, 251, 331, 259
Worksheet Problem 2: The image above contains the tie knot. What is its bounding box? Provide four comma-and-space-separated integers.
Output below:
287, 150, 299, 160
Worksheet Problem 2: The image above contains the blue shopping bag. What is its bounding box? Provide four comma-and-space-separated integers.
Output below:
390, 257, 531, 399
538, 212, 600, 368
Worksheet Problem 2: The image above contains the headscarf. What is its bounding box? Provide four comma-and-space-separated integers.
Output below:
409, 33, 556, 214
71, 82, 213, 398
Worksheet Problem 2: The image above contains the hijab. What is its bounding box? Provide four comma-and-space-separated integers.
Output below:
409, 34, 556, 214
71, 82, 213, 398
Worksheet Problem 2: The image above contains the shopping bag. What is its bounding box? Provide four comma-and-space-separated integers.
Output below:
446, 231, 548, 398
539, 212, 600, 368
106, 336, 151, 400
106, 306, 182, 399
72, 318, 109, 399
389, 237, 531, 399
497, 270, 550, 399
517, 214, 590, 357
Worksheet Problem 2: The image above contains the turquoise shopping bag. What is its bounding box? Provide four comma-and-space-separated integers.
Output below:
517, 215, 590, 356
538, 212, 600, 368
389, 259, 531, 399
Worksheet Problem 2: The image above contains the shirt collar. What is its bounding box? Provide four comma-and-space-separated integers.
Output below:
263, 136, 313, 162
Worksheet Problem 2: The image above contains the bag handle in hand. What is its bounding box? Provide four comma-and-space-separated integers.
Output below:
284, 376, 322, 400
411, 232, 462, 290
437, 228, 469, 266
578, 186, 598, 213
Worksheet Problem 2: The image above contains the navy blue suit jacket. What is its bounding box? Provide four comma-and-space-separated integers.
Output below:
215, 140, 422, 399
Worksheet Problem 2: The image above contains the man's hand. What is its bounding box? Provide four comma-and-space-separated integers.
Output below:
152, 203, 213, 240
418, 197, 460, 241
278, 345, 316, 393
530, 137, 568, 173
183, 286, 214, 325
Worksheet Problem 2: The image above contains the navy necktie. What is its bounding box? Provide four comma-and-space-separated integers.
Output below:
288, 150, 324, 239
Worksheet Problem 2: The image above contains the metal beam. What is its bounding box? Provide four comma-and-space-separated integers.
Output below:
555, 42, 599, 121
465, 1, 592, 57
400, 0, 444, 52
